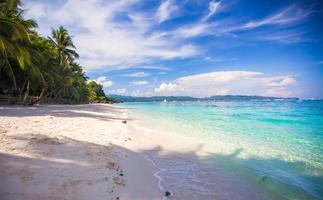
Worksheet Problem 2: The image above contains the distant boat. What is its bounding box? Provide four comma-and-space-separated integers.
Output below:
163, 99, 167, 102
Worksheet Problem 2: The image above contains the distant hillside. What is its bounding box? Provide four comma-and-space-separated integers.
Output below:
109, 95, 298, 103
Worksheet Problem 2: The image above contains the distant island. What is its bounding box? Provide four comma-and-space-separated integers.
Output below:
110, 95, 299, 102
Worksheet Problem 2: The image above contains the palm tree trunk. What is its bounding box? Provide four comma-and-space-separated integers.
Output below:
19, 79, 27, 101
22, 81, 30, 104
30, 86, 46, 105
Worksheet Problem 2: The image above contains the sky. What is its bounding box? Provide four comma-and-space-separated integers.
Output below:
23, 0, 323, 99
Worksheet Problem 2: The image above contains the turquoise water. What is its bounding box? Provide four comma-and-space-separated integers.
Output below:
122, 100, 323, 199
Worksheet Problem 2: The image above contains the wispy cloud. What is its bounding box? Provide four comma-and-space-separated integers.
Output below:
107, 88, 127, 94
201, 0, 221, 22
132, 65, 170, 70
241, 5, 311, 30
172, 3, 311, 43
24, 0, 198, 71
155, 0, 178, 23
23, 0, 313, 73
207, 4, 312, 40
174, 23, 211, 38
131, 80, 149, 85
122, 72, 150, 77
255, 30, 305, 44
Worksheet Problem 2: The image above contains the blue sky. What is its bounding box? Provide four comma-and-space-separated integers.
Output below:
24, 0, 323, 98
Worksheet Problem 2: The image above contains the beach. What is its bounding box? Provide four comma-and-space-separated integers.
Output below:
1, 0, 322, 199
0, 102, 322, 200
0, 104, 161, 200
0, 103, 269, 200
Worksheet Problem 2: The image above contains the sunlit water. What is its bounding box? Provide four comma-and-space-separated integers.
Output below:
122, 100, 323, 199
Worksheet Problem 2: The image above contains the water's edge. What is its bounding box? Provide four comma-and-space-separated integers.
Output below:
121, 100, 323, 200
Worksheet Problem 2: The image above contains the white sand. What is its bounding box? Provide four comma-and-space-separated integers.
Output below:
0, 104, 161, 200
0, 104, 269, 200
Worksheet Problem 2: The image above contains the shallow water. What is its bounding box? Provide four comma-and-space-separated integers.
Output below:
122, 100, 323, 199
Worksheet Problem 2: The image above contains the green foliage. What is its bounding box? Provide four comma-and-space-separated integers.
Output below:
0, 0, 108, 104
106, 96, 117, 104
87, 81, 107, 103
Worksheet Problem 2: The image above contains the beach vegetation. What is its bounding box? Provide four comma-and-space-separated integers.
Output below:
0, 0, 111, 104
87, 80, 108, 103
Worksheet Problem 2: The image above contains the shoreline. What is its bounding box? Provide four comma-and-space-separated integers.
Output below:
123, 105, 273, 200
0, 103, 275, 199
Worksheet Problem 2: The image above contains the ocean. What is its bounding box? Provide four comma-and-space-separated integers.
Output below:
122, 100, 323, 199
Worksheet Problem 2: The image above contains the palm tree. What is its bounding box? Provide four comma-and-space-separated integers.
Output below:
0, 1, 106, 105
0, 0, 47, 104
47, 26, 81, 102
0, 0, 32, 88
49, 26, 79, 69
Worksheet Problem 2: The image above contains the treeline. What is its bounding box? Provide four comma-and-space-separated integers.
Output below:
0, 0, 113, 105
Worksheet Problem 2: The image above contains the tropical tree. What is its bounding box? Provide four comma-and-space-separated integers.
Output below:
49, 26, 79, 68
0, 0, 33, 89
87, 81, 107, 103
0, 0, 109, 105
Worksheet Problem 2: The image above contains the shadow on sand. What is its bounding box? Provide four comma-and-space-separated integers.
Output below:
0, 104, 130, 122
0, 135, 321, 200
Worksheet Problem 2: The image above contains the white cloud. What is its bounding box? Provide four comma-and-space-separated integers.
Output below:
133, 65, 170, 70
155, 0, 177, 23
177, 71, 262, 86
24, 0, 198, 71
150, 71, 297, 97
268, 77, 296, 87
131, 81, 149, 85
205, 56, 212, 61
24, 2, 47, 19
204, 56, 228, 62
154, 82, 179, 93
175, 23, 211, 38
108, 88, 127, 94
264, 88, 292, 97
94, 76, 113, 88
172, 4, 311, 42
241, 5, 311, 30
122, 72, 150, 77
23, 0, 311, 73
255, 30, 305, 44
202, 0, 221, 22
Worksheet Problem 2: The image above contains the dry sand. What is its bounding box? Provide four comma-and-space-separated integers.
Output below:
0, 104, 161, 200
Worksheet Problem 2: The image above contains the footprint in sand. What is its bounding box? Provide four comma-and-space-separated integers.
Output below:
106, 162, 120, 171
113, 177, 125, 186
20, 176, 33, 182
